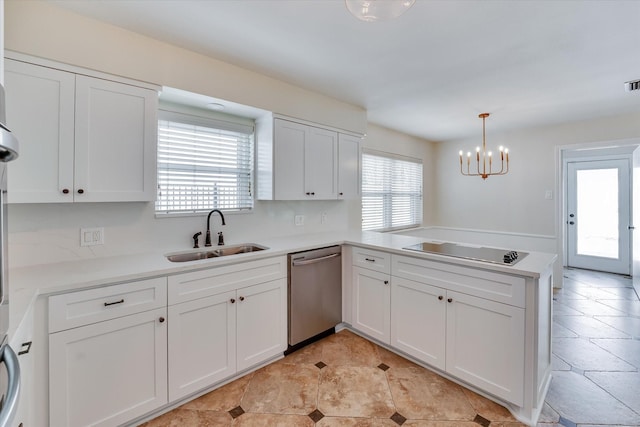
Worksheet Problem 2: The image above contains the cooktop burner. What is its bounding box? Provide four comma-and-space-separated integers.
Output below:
402, 242, 529, 266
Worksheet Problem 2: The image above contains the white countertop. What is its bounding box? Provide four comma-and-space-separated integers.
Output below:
8, 230, 557, 337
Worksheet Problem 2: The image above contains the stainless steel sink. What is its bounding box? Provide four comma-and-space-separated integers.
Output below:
166, 244, 268, 262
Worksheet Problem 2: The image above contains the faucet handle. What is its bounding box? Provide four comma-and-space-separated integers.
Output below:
217, 231, 225, 246
192, 232, 202, 249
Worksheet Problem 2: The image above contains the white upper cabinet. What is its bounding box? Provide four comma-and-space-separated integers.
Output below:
272, 118, 337, 200
5, 59, 76, 203
74, 75, 157, 202
256, 115, 361, 201
337, 133, 360, 199
5, 58, 158, 203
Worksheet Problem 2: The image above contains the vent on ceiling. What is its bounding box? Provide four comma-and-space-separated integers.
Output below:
624, 79, 640, 92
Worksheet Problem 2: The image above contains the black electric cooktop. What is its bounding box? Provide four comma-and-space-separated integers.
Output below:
402, 242, 529, 266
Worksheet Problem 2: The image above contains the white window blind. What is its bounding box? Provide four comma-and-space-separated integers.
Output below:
156, 110, 254, 215
361, 151, 423, 231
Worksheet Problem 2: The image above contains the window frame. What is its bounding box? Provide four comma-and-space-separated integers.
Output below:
155, 106, 255, 217
361, 149, 423, 232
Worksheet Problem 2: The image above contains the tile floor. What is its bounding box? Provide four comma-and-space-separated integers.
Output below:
141, 329, 524, 427
141, 268, 640, 427
540, 268, 640, 427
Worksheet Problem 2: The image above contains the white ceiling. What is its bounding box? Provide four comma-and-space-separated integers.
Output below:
51, 0, 640, 142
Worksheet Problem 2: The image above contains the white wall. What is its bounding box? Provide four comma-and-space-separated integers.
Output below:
361, 123, 437, 228
4, 1, 436, 269
435, 112, 640, 285
435, 112, 640, 235
4, 0, 366, 134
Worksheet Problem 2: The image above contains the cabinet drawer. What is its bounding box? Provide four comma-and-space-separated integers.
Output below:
49, 277, 167, 333
168, 256, 287, 305
352, 247, 391, 274
391, 255, 526, 308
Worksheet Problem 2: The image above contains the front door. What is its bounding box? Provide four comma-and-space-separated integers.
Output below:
567, 159, 631, 275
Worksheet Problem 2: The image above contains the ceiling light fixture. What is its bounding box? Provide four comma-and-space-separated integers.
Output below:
459, 113, 509, 180
345, 0, 416, 22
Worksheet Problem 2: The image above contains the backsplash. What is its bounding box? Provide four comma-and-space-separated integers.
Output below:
8, 199, 359, 268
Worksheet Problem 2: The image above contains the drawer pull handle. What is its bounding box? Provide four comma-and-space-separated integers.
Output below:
447, 298, 453, 303
438, 295, 444, 301
239, 296, 245, 301
159, 317, 165, 323
104, 299, 124, 307
364, 258, 375, 262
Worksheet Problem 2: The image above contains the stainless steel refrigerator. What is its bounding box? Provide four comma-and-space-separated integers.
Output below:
0, 83, 20, 426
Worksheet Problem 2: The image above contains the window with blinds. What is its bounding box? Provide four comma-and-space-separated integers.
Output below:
361, 150, 423, 231
156, 110, 254, 215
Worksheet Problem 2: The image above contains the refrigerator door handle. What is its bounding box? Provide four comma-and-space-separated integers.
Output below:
0, 344, 21, 426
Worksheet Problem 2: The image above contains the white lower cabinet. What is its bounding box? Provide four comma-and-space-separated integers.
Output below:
168, 291, 237, 402
49, 308, 168, 427
352, 266, 391, 344
167, 257, 287, 402
445, 290, 524, 405
168, 278, 286, 401
390, 276, 446, 370
236, 279, 287, 371
390, 279, 525, 405
47, 258, 287, 426
350, 248, 527, 407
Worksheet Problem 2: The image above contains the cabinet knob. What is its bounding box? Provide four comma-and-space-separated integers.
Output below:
384, 280, 389, 285
339, 192, 344, 196
438, 295, 443, 300
159, 317, 165, 323
447, 298, 453, 303
77, 189, 85, 194
62, 188, 70, 194
239, 296, 245, 301
230, 298, 236, 304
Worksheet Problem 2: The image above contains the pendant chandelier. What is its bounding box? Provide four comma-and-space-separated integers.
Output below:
345, 0, 416, 22
459, 113, 509, 180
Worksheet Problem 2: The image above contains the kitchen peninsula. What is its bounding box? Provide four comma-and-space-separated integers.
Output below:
10, 230, 556, 426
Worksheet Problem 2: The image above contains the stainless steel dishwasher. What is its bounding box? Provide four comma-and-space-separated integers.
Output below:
288, 246, 342, 347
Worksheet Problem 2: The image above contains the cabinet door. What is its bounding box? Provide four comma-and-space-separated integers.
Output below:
273, 119, 306, 200
49, 308, 168, 427
445, 291, 525, 406
391, 277, 446, 370
168, 291, 237, 401
236, 278, 287, 371
337, 134, 360, 199
74, 75, 157, 202
5, 59, 76, 203
351, 266, 390, 344
305, 126, 338, 199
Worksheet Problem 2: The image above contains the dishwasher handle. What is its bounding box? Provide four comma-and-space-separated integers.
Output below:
292, 252, 340, 266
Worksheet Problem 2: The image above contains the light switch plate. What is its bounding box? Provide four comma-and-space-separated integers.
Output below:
294, 215, 304, 226
80, 227, 104, 246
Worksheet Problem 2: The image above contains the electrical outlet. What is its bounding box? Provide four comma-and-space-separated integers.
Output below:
80, 227, 104, 246
545, 190, 553, 200
321, 212, 327, 224
294, 215, 305, 226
